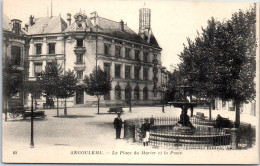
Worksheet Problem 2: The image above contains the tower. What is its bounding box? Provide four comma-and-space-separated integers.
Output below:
138, 5, 152, 43
139, 7, 151, 30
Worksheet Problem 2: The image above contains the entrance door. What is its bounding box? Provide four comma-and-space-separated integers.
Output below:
76, 90, 84, 104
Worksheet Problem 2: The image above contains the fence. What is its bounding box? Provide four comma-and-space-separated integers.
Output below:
124, 117, 255, 150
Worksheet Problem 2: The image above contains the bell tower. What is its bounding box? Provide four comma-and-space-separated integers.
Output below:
138, 4, 152, 42
139, 6, 151, 31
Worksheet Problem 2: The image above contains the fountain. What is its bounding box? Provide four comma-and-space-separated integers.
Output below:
124, 86, 232, 148
171, 86, 197, 135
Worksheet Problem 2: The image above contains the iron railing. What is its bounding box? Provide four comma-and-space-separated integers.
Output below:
124, 117, 255, 150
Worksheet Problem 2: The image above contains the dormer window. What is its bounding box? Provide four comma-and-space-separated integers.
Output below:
11, 19, 21, 34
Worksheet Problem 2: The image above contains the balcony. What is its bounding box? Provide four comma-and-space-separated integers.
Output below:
152, 58, 158, 65
153, 76, 158, 83
74, 61, 86, 71
74, 46, 86, 55
153, 67, 158, 74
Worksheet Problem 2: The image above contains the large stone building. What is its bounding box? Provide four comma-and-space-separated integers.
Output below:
27, 7, 167, 107
2, 14, 30, 108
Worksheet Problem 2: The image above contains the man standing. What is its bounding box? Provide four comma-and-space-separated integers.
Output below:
113, 113, 123, 139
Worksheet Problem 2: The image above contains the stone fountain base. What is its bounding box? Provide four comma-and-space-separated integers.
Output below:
173, 125, 195, 135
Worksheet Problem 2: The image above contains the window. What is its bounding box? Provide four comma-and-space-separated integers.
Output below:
143, 87, 148, 100
104, 92, 110, 100
76, 39, 83, 47
125, 48, 130, 59
125, 66, 131, 79
34, 91, 42, 99
77, 54, 83, 63
34, 63, 42, 77
134, 66, 140, 80
12, 21, 21, 34
104, 63, 111, 78
134, 85, 139, 100
115, 85, 121, 100
115, 64, 121, 78
125, 85, 131, 104
143, 52, 148, 62
11, 46, 21, 66
104, 44, 110, 55
48, 43, 56, 54
77, 71, 83, 79
76, 90, 84, 104
115, 46, 121, 57
135, 50, 140, 60
35, 44, 42, 55
143, 67, 149, 80
46, 61, 57, 68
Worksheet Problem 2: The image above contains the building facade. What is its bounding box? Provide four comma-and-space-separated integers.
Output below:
2, 14, 30, 107
27, 7, 167, 107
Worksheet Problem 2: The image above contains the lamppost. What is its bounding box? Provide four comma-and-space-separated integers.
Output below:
30, 94, 34, 148
126, 81, 132, 112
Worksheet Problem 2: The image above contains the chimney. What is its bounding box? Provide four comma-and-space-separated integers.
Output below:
120, 20, 124, 31
67, 13, 71, 25
25, 24, 29, 32
29, 15, 34, 26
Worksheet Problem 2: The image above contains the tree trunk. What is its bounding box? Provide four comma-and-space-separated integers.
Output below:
5, 101, 8, 122
190, 95, 193, 117
235, 100, 240, 128
57, 97, 59, 117
97, 96, 100, 114
64, 98, 67, 115
209, 102, 212, 120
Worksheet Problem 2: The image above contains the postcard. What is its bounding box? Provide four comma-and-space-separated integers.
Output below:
2, 0, 259, 164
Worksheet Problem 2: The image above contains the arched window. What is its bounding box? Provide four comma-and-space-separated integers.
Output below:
115, 85, 121, 100
134, 85, 139, 100
125, 84, 132, 104
143, 86, 148, 100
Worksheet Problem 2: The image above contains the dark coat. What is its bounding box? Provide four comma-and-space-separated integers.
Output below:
113, 117, 122, 129
141, 123, 151, 138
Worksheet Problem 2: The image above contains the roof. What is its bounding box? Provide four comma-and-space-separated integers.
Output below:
28, 16, 67, 35
28, 15, 160, 48
95, 17, 152, 46
149, 31, 159, 48
2, 13, 28, 35
2, 13, 11, 31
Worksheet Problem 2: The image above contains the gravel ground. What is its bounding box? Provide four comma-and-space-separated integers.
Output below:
2, 106, 258, 164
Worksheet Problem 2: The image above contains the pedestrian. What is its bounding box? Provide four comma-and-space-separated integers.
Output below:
150, 115, 155, 128
141, 118, 151, 146
113, 113, 123, 139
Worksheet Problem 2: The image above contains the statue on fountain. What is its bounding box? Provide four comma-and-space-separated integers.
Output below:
171, 85, 197, 134
178, 106, 195, 129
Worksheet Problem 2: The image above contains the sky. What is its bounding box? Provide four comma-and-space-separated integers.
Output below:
3, 0, 254, 71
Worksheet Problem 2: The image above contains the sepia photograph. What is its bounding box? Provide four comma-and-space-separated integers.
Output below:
2, 0, 259, 164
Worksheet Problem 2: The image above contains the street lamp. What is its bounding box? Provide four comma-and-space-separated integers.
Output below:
126, 81, 132, 112
160, 86, 165, 113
